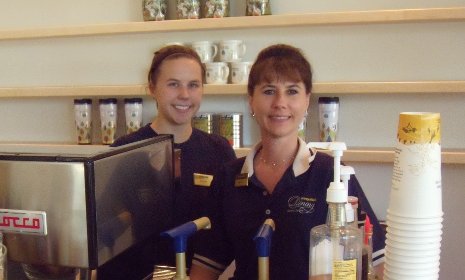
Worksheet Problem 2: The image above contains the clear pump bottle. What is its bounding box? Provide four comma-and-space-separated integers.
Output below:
308, 143, 362, 280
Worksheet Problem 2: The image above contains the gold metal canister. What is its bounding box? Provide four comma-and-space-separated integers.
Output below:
215, 113, 243, 148
143, 0, 168, 21
192, 113, 213, 134
176, 0, 200, 19
203, 0, 229, 18
246, 0, 271, 16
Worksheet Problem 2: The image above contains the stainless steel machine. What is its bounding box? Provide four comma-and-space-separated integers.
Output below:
0, 136, 175, 280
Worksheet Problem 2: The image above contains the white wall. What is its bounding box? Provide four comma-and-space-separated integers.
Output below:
1, 1, 465, 279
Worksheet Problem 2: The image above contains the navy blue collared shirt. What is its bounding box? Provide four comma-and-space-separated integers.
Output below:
193, 138, 385, 280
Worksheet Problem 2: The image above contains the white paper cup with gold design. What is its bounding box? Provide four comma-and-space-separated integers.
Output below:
388, 112, 442, 218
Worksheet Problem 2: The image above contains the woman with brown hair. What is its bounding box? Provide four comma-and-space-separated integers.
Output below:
189, 44, 385, 280
107, 45, 236, 278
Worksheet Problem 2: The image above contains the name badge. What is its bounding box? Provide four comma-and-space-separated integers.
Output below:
234, 173, 249, 187
194, 173, 213, 187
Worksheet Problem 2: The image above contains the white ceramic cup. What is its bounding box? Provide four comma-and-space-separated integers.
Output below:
164, 42, 185, 47
205, 62, 230, 84
230, 61, 252, 84
219, 40, 246, 62
192, 41, 218, 63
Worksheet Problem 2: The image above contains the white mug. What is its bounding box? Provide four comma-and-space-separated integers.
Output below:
192, 41, 218, 63
205, 62, 230, 84
219, 40, 247, 62
164, 42, 185, 47
230, 61, 252, 84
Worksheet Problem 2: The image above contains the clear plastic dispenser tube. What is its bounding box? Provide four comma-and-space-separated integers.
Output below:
308, 142, 362, 280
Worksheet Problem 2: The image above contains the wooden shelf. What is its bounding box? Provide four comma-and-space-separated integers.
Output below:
1, 7, 465, 41
234, 147, 465, 165
1, 81, 464, 98
339, 148, 465, 165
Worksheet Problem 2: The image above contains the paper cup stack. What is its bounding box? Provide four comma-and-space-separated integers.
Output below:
384, 112, 442, 280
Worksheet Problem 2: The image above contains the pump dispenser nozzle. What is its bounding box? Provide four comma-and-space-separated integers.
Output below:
161, 217, 211, 280
308, 142, 362, 279
307, 142, 347, 203
341, 166, 356, 225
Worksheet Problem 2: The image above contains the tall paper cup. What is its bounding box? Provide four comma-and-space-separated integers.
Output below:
386, 226, 442, 238
387, 210, 444, 222
388, 112, 442, 217
386, 220, 442, 232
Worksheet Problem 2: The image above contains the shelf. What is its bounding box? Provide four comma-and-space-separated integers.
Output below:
234, 147, 465, 165
1, 81, 464, 98
1, 7, 465, 41
337, 148, 465, 165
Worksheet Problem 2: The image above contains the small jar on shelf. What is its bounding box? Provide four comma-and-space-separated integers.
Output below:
177, 0, 201, 19
143, 0, 168, 21
246, 0, 271, 16
203, 0, 230, 18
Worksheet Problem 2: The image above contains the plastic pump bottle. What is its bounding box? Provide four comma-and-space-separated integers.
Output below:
341, 166, 357, 228
308, 142, 363, 280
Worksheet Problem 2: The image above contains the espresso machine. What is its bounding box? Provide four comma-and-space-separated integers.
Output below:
0, 136, 175, 280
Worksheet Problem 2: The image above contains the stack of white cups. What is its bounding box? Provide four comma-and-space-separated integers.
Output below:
384, 112, 442, 280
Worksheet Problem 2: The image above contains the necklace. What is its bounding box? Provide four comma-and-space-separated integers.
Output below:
258, 155, 295, 167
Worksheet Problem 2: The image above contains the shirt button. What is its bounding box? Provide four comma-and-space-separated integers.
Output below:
262, 191, 268, 196
265, 209, 271, 215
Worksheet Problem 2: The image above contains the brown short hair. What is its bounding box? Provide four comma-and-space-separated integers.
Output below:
148, 45, 205, 88
247, 44, 313, 96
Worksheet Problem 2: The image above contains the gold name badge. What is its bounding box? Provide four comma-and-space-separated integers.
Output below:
234, 173, 249, 187
193, 173, 213, 187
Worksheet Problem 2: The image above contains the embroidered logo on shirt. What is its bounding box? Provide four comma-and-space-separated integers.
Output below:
193, 173, 213, 187
287, 196, 316, 214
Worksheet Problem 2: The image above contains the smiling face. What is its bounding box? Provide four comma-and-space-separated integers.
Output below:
249, 78, 310, 140
151, 57, 203, 128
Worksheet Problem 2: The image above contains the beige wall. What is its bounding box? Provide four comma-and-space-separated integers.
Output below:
1, 1, 465, 278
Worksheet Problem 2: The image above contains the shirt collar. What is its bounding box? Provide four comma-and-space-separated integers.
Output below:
241, 137, 317, 177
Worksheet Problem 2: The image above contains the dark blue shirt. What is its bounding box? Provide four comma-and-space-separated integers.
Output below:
193, 139, 385, 280
110, 124, 236, 268
112, 124, 237, 225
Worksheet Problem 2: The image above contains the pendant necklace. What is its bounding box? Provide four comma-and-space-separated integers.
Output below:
258, 154, 295, 168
